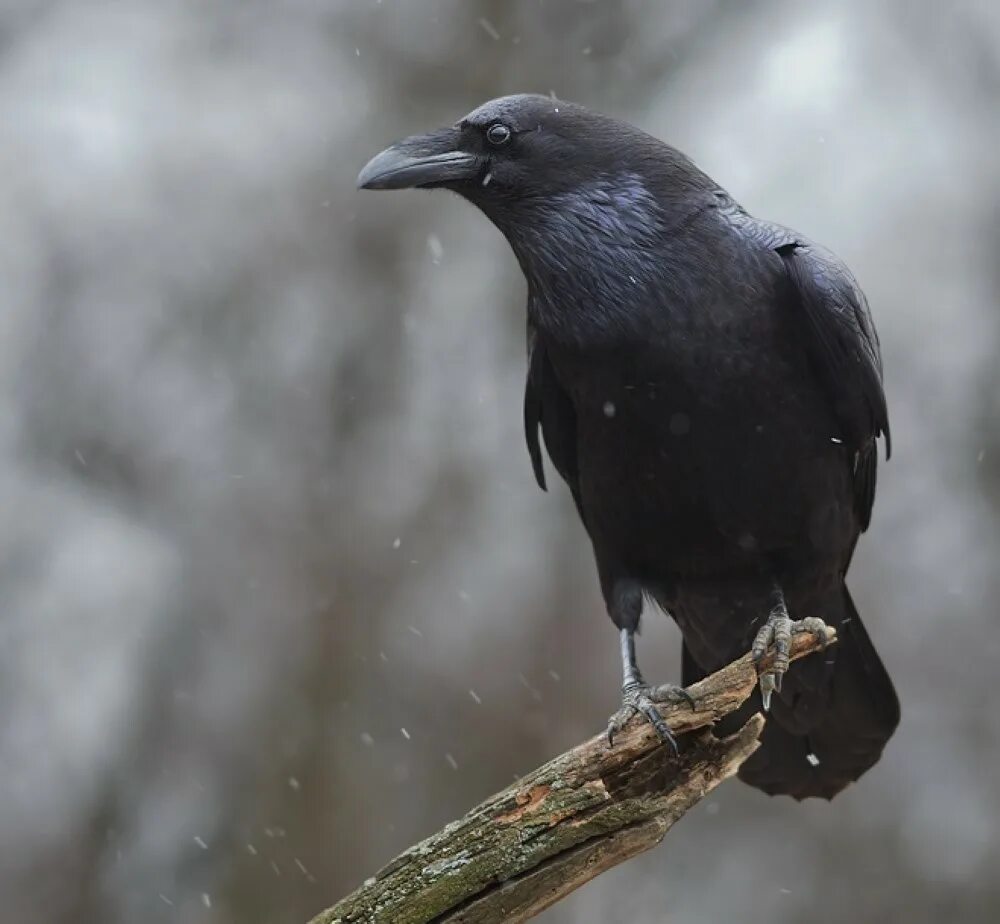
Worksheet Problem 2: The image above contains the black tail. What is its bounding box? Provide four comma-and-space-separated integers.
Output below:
684, 586, 899, 800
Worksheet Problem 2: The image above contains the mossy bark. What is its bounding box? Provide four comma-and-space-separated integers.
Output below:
309, 630, 833, 924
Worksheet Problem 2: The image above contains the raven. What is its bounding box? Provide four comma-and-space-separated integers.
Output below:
358, 95, 899, 799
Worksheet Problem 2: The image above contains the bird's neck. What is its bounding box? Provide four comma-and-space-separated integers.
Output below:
517, 245, 657, 346
495, 175, 711, 346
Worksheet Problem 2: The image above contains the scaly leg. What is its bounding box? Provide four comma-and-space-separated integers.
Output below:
606, 627, 694, 751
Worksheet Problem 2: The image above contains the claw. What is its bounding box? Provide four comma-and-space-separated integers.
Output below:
760, 672, 776, 711
606, 683, 680, 753
752, 588, 828, 711
639, 701, 676, 750
609, 627, 687, 752
606, 705, 636, 747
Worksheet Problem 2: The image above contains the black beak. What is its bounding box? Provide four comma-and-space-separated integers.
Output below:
357, 128, 480, 190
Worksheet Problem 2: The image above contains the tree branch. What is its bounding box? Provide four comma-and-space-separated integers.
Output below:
309, 629, 835, 924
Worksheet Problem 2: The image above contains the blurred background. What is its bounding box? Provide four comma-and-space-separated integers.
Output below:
2, 1, 999, 922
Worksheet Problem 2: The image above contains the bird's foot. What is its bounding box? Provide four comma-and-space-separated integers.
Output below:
751, 613, 828, 710
606, 681, 695, 751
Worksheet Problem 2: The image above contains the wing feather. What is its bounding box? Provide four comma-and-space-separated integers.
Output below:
728, 209, 890, 529
774, 238, 890, 528
524, 321, 582, 512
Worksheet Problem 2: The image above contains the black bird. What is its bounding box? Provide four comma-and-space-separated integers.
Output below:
358, 95, 899, 799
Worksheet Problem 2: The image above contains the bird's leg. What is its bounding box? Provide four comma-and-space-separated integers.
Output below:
751, 582, 828, 710
606, 627, 694, 751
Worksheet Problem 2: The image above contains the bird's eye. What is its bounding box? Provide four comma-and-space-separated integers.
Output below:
486, 123, 511, 146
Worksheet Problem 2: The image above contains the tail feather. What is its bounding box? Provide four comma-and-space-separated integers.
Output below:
685, 586, 899, 800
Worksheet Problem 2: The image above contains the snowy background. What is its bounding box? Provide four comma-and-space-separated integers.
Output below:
2, 1, 999, 922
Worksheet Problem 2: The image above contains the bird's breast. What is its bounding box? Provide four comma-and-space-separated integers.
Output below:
548, 334, 856, 576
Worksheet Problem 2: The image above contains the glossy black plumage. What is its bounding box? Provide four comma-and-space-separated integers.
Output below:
359, 94, 899, 799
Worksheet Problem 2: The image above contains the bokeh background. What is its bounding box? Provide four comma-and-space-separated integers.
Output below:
2, 1, 999, 922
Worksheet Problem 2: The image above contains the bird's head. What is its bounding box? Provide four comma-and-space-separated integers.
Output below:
357, 94, 639, 201
358, 95, 718, 335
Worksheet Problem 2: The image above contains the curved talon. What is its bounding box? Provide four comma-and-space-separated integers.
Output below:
638, 699, 671, 742
606, 706, 636, 747
760, 671, 777, 711
606, 683, 680, 753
